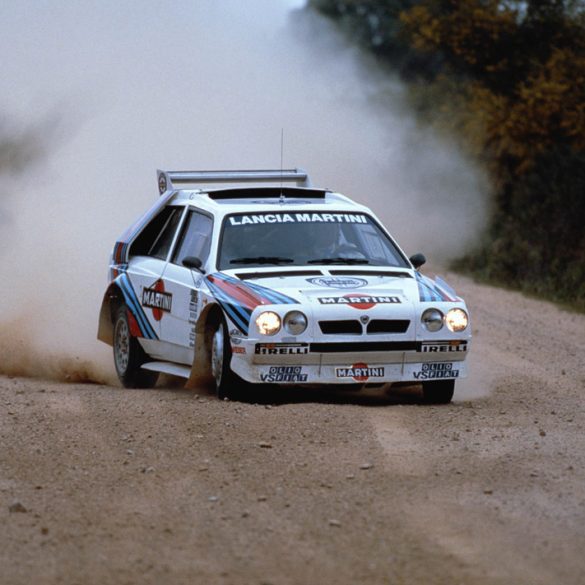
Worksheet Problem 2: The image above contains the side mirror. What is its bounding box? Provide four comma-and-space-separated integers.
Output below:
409, 253, 426, 269
182, 256, 204, 272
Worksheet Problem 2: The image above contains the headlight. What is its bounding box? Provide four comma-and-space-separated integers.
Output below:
283, 311, 307, 335
421, 308, 444, 332
256, 311, 281, 335
446, 308, 468, 332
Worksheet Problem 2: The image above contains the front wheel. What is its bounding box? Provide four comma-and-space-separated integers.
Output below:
211, 320, 237, 400
422, 380, 455, 404
113, 305, 159, 388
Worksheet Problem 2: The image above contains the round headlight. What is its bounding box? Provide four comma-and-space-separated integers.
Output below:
283, 311, 307, 335
422, 308, 444, 332
446, 308, 468, 332
256, 311, 281, 336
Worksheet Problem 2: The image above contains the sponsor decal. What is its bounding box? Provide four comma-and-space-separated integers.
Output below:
230, 328, 245, 345
228, 213, 368, 226
336, 363, 385, 382
420, 341, 468, 353
188, 290, 199, 348
189, 290, 199, 323
318, 294, 401, 310
255, 343, 309, 355
232, 346, 246, 354
306, 277, 368, 289
260, 366, 308, 383
413, 362, 459, 380
142, 280, 172, 321
158, 173, 167, 194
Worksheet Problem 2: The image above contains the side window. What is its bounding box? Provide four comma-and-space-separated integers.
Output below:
129, 206, 182, 258
172, 211, 213, 268
148, 208, 183, 260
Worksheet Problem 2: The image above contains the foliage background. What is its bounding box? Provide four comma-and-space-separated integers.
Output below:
310, 0, 585, 310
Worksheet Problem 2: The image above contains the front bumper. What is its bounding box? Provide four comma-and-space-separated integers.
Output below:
229, 339, 469, 385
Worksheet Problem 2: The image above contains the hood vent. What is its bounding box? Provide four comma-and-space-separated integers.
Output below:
237, 270, 323, 280
329, 269, 412, 278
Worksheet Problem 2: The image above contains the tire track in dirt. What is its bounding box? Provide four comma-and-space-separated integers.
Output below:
370, 274, 585, 585
2, 274, 584, 585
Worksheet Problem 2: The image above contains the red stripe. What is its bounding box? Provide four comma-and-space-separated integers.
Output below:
209, 275, 271, 310
127, 310, 142, 338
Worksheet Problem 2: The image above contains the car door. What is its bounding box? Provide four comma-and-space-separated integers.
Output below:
125, 205, 185, 356
158, 208, 214, 365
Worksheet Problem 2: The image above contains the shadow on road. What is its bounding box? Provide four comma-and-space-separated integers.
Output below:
155, 377, 427, 407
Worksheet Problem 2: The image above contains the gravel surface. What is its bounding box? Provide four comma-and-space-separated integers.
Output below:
1, 274, 584, 585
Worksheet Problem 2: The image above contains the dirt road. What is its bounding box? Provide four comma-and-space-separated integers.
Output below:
1, 274, 584, 585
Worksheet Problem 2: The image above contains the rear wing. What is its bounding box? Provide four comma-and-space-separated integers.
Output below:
157, 168, 311, 195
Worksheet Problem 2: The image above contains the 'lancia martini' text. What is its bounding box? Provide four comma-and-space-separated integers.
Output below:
229, 213, 368, 226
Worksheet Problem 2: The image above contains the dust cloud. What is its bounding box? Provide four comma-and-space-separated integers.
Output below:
0, 0, 488, 383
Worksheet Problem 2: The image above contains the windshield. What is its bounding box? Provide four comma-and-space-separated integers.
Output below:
217, 211, 409, 270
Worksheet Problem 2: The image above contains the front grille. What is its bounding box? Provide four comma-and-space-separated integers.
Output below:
319, 320, 362, 335
319, 319, 410, 335
367, 319, 410, 334
310, 341, 419, 353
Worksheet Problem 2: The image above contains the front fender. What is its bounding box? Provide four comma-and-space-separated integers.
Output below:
186, 301, 223, 388
97, 283, 123, 346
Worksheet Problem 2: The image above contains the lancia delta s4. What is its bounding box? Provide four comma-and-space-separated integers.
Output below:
97, 169, 471, 403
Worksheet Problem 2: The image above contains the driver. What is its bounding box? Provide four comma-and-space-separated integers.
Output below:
306, 221, 365, 259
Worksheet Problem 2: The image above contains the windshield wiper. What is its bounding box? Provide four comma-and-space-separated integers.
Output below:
230, 256, 294, 265
307, 257, 370, 265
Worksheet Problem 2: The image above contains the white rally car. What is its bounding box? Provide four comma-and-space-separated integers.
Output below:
98, 169, 470, 403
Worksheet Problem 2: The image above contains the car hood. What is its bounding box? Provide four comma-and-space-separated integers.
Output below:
263, 274, 414, 304
214, 270, 423, 307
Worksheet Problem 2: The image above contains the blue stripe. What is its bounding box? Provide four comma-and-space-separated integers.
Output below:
416, 273, 445, 302
205, 280, 251, 333
118, 274, 158, 340
118, 276, 152, 338
222, 303, 252, 333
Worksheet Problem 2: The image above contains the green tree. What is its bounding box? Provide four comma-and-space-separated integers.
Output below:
309, 0, 585, 310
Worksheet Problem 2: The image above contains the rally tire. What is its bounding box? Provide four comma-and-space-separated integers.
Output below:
113, 305, 159, 389
211, 320, 237, 400
422, 380, 455, 404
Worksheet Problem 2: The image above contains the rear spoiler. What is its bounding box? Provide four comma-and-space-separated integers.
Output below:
157, 168, 311, 195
